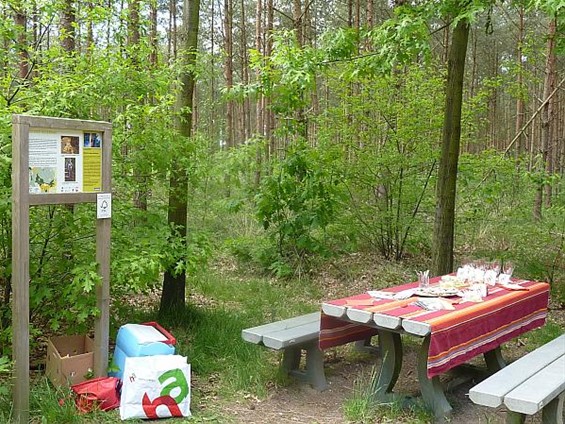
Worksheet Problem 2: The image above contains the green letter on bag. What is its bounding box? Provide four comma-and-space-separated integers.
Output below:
158, 369, 189, 403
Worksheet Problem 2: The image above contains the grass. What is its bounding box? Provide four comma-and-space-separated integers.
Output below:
343, 364, 434, 424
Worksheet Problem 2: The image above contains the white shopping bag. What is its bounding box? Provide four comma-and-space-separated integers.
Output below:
120, 355, 191, 420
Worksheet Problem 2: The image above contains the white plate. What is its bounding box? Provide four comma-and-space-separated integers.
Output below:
413, 287, 460, 297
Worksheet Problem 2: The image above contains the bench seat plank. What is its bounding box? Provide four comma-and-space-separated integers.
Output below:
241, 312, 320, 345
469, 334, 565, 408
262, 321, 321, 350
504, 355, 565, 415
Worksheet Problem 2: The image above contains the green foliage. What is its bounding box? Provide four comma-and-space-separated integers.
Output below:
456, 150, 565, 303
317, 64, 444, 260
255, 141, 343, 276
364, 7, 431, 73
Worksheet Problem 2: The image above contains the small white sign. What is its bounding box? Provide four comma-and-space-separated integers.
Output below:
97, 193, 112, 219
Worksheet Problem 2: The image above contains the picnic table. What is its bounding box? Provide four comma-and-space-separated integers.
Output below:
320, 275, 550, 420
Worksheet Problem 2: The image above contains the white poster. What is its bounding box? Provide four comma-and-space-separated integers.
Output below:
29, 130, 86, 194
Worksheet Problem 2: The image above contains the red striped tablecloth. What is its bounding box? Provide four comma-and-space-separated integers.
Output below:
320, 278, 550, 378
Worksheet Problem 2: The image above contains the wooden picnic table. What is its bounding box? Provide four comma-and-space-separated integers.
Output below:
320, 275, 550, 420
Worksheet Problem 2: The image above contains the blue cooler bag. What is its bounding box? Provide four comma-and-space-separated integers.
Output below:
110, 322, 176, 379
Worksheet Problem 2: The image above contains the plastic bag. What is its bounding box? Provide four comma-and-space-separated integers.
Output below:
70, 376, 121, 413
120, 355, 191, 420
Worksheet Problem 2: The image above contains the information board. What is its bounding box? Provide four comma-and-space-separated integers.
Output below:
11, 115, 112, 424
28, 130, 103, 194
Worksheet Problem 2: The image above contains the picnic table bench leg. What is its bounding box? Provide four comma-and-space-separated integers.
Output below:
282, 346, 301, 374
484, 347, 506, 373
505, 411, 526, 424
371, 330, 402, 402
283, 343, 328, 392
541, 391, 564, 424
304, 341, 328, 391
418, 335, 452, 421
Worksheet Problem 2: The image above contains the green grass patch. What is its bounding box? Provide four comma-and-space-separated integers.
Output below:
343, 365, 433, 423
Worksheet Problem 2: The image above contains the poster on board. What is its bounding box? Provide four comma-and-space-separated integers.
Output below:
28, 130, 102, 194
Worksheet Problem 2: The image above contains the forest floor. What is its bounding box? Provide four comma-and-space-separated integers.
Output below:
214, 337, 562, 424
205, 254, 565, 424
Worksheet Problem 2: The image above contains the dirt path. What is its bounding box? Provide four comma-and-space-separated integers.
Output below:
218, 331, 563, 424
219, 348, 510, 423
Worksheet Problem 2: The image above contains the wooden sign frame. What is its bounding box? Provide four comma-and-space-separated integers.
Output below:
11, 115, 112, 422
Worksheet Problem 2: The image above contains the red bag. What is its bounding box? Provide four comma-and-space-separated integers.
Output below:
71, 377, 121, 413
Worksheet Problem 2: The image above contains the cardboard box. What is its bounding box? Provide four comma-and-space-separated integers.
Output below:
46, 335, 94, 387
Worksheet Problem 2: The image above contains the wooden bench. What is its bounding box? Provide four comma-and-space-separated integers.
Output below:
242, 312, 329, 391
469, 334, 565, 424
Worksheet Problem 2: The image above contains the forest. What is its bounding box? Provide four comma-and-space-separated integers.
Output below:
0, 0, 564, 422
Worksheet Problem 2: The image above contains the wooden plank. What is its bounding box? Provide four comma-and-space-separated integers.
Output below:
12, 116, 30, 423
242, 313, 320, 345
401, 318, 431, 336
346, 308, 373, 324
469, 334, 565, 408
14, 114, 111, 131
321, 303, 346, 318
503, 355, 565, 415
373, 313, 402, 329
29, 193, 97, 205
262, 321, 321, 350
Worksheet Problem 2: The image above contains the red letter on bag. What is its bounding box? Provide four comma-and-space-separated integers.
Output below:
142, 393, 182, 419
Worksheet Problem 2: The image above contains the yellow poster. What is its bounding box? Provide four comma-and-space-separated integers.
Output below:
83, 147, 102, 192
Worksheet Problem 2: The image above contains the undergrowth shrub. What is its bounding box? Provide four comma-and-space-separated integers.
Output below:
255, 141, 344, 277
456, 151, 565, 303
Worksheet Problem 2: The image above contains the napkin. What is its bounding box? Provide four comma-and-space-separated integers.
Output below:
459, 290, 484, 303
393, 288, 416, 300
413, 298, 455, 311
499, 282, 529, 291
367, 291, 395, 300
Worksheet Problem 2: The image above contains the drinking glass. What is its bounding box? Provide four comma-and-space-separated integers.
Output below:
418, 270, 429, 289
498, 261, 514, 285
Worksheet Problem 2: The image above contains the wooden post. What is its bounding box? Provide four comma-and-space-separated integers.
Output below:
12, 116, 30, 424
94, 125, 112, 376
11, 115, 112, 422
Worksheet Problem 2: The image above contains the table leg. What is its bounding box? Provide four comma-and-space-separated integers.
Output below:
371, 330, 402, 402
484, 347, 506, 373
355, 337, 380, 356
417, 335, 453, 420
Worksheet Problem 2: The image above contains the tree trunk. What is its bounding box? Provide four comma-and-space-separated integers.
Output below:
224, 0, 234, 150
265, 0, 274, 162
366, 0, 374, 28
86, 1, 94, 51
514, 5, 525, 158
254, 0, 264, 187
149, 0, 158, 66
60, 0, 76, 53
292, 0, 307, 139
160, 0, 201, 315
543, 17, 556, 209
128, 0, 149, 213
431, 17, 470, 276
168, 0, 178, 60
535, 16, 557, 218
293, 0, 302, 46
13, 5, 29, 81
240, 0, 250, 142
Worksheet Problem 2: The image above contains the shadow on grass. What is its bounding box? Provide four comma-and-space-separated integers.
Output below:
133, 303, 280, 397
